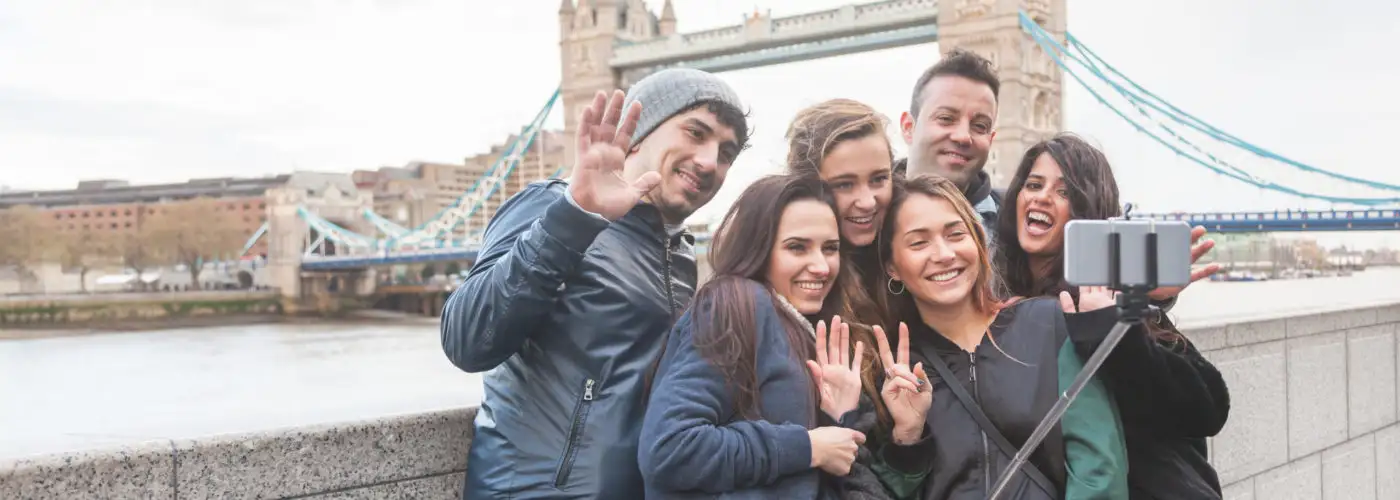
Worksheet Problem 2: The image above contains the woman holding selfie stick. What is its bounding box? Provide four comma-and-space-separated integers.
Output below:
869, 174, 1130, 499
992, 133, 1231, 499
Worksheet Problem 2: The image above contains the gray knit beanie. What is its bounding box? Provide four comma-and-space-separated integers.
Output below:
624, 68, 745, 149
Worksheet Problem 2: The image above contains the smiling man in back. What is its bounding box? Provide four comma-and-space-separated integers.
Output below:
440, 68, 749, 499
894, 48, 1003, 240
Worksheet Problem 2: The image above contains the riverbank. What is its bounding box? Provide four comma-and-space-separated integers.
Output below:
0, 290, 285, 332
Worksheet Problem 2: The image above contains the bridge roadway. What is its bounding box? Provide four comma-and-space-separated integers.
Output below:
297, 208, 1400, 271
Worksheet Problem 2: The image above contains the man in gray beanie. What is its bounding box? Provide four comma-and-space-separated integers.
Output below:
442, 67, 750, 499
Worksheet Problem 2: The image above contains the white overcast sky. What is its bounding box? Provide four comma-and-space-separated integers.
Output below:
3, 0, 1399, 247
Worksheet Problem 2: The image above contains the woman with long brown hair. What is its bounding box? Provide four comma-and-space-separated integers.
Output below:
786, 98, 897, 321
991, 133, 1230, 499
783, 98, 902, 423
871, 174, 1132, 499
638, 174, 873, 499
783, 99, 940, 499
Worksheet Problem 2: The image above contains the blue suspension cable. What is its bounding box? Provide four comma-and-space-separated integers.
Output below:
1018, 13, 1400, 206
1065, 36, 1400, 193
1031, 26, 1269, 185
1042, 21, 1400, 192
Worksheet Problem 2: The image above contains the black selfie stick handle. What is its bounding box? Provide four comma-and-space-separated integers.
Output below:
987, 222, 1159, 500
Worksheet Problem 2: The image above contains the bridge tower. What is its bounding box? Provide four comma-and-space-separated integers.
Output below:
265, 172, 377, 301
938, 0, 1066, 186
558, 0, 668, 165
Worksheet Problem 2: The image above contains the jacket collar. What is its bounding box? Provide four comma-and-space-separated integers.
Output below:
772, 292, 817, 339
619, 202, 694, 246
892, 157, 995, 210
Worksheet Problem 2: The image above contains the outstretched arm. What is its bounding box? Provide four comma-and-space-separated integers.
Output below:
440, 89, 658, 373
439, 183, 610, 372
1064, 304, 1231, 438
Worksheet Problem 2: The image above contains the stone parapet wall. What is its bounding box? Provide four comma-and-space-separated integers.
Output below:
1186, 303, 1400, 499
4, 302, 1398, 498
0, 408, 475, 499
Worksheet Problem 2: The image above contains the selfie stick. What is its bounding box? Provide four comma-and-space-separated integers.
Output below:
986, 215, 1158, 500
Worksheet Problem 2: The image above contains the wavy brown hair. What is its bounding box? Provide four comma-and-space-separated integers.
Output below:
783, 98, 896, 426
785, 98, 895, 182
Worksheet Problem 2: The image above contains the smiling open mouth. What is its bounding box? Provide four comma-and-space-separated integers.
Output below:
845, 214, 876, 226
795, 280, 826, 292
928, 268, 962, 283
1026, 210, 1054, 235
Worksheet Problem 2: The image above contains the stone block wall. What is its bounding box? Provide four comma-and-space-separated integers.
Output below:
4, 302, 1398, 498
1186, 304, 1400, 499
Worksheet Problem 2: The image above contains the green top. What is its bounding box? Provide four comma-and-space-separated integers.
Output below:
1058, 338, 1131, 499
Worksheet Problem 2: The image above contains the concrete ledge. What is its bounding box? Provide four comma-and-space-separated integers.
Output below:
0, 440, 174, 499
4, 301, 1398, 499
0, 408, 476, 499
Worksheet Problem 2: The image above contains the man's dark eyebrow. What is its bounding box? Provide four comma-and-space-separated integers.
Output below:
685, 118, 714, 135
933, 105, 992, 122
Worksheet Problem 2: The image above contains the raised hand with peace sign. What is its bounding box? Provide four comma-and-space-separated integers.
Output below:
874, 322, 932, 444
568, 89, 663, 222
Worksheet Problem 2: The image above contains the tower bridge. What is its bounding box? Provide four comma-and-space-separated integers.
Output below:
247, 0, 1400, 300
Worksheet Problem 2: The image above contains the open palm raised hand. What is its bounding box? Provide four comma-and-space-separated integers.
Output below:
806, 316, 864, 422
874, 322, 932, 444
568, 90, 663, 222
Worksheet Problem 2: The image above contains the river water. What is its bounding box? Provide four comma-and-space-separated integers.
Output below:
3, 267, 1399, 459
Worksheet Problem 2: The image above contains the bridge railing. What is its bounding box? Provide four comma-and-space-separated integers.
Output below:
609, 0, 937, 69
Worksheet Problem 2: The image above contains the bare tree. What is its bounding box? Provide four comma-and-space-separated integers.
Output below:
0, 205, 54, 282
148, 197, 247, 287
116, 217, 170, 291
56, 224, 125, 293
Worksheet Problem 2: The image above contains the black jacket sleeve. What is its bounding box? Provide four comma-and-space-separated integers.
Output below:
438, 181, 611, 373
1064, 306, 1231, 438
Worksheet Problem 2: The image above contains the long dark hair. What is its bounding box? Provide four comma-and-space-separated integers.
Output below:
993, 133, 1122, 299
992, 133, 1180, 341
692, 174, 843, 421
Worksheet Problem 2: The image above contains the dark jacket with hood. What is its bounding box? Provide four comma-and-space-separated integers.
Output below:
901, 153, 1231, 499
873, 298, 1132, 499
441, 179, 695, 499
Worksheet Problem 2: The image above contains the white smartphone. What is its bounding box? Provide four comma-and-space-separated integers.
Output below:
1063, 219, 1193, 288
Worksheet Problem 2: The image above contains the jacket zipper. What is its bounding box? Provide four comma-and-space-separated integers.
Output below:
659, 230, 677, 317
553, 378, 595, 487
971, 350, 990, 494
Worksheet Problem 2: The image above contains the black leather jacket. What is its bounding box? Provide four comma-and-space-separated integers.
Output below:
441, 179, 696, 499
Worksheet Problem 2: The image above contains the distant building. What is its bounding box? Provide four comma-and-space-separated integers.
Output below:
0, 176, 286, 258
355, 130, 568, 242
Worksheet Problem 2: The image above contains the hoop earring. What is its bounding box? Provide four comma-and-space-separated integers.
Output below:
887, 278, 905, 295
